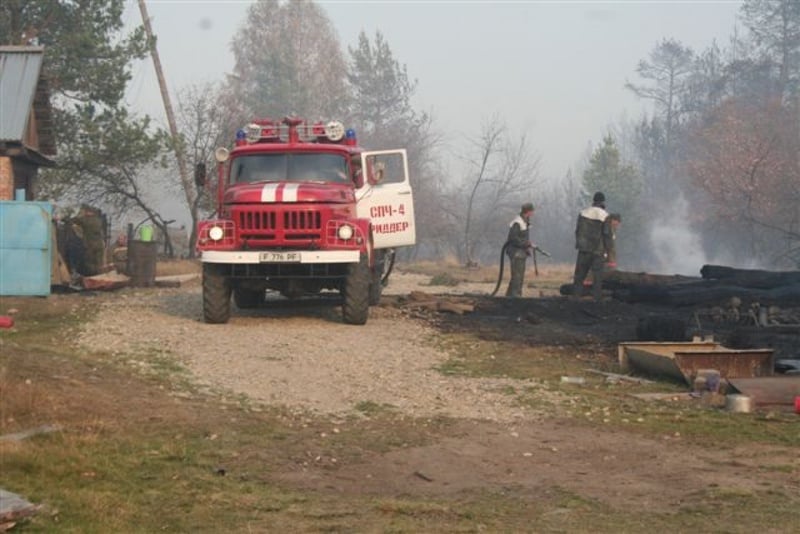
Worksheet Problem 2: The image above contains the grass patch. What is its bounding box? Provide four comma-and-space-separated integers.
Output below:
354, 400, 397, 415
563, 387, 800, 447
434, 334, 589, 381
427, 272, 461, 287
433, 331, 800, 447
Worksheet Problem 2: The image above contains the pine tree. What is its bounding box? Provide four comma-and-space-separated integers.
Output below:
0, 1, 173, 234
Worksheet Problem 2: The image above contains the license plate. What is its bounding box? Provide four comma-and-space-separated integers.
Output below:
259, 251, 301, 263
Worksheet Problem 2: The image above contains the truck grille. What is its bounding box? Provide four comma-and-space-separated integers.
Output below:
238, 211, 277, 231
284, 210, 322, 231
235, 208, 323, 242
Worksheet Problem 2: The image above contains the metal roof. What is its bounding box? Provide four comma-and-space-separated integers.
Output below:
0, 46, 45, 143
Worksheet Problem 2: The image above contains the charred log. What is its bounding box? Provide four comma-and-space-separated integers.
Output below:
560, 267, 800, 309
603, 270, 701, 288
559, 271, 700, 300
700, 265, 800, 289
614, 283, 800, 306
560, 271, 702, 296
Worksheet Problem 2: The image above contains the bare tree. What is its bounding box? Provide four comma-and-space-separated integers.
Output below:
534, 169, 585, 263
175, 82, 238, 256
626, 39, 696, 226
742, 0, 800, 100
460, 117, 503, 265
626, 38, 695, 149
454, 115, 540, 266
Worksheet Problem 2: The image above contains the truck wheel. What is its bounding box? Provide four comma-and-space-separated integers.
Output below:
343, 254, 370, 325
234, 287, 264, 309
203, 263, 231, 324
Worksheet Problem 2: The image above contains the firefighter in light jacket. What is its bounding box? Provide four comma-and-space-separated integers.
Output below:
506, 203, 535, 298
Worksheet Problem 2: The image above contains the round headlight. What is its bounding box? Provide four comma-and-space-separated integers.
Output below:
325, 121, 345, 142
214, 147, 230, 163
208, 225, 224, 241
337, 224, 354, 240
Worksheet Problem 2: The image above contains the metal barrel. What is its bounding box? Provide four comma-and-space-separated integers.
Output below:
128, 240, 157, 287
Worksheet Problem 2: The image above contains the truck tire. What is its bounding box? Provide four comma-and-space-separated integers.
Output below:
343, 254, 370, 325
203, 263, 231, 324
234, 287, 264, 309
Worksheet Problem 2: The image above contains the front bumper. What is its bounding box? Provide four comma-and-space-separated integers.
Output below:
201, 249, 360, 264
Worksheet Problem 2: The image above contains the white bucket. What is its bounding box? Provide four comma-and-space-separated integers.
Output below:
560, 376, 585, 385
725, 394, 752, 413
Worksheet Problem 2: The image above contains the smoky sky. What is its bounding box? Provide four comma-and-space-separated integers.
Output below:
124, 1, 740, 179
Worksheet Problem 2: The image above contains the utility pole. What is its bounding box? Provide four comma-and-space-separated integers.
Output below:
137, 0, 193, 242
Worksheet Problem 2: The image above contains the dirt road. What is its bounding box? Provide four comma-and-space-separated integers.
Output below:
74, 274, 800, 515
77, 274, 564, 422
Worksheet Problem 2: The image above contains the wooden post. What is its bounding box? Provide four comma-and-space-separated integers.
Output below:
137, 0, 193, 215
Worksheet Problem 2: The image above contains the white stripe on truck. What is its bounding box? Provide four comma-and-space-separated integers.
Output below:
260, 183, 279, 202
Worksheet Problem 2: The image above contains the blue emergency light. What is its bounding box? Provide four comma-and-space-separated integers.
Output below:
345, 128, 357, 146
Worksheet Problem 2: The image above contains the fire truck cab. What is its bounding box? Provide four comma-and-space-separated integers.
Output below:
195, 117, 415, 325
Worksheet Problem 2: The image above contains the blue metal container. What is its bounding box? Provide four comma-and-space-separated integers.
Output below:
0, 201, 53, 296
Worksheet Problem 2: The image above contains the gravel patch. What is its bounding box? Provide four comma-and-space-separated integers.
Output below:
76, 274, 564, 422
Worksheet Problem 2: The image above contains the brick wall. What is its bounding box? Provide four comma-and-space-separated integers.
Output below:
0, 157, 13, 200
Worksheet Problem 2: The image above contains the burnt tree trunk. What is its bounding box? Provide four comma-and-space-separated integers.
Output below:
615, 283, 800, 306
560, 268, 800, 307
560, 270, 703, 297
603, 271, 701, 289
700, 265, 800, 289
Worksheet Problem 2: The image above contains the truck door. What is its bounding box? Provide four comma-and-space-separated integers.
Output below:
356, 150, 416, 249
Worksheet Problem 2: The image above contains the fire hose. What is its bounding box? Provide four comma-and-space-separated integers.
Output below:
381, 248, 396, 286
490, 242, 551, 297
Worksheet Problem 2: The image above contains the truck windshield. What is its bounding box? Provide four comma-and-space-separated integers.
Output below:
230, 153, 349, 184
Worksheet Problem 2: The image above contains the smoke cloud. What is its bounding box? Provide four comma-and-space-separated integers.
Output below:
648, 195, 706, 276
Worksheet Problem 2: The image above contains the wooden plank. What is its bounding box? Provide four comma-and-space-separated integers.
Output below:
583, 369, 654, 384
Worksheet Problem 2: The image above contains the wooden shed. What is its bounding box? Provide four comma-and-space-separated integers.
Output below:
0, 46, 56, 201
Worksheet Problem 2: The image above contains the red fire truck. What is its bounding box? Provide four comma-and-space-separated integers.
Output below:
195, 117, 415, 325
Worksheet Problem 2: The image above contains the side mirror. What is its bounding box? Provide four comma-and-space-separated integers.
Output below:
194, 163, 207, 187
354, 169, 364, 189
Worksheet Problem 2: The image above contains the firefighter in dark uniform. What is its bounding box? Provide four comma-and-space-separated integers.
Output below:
573, 192, 611, 300
506, 202, 535, 298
